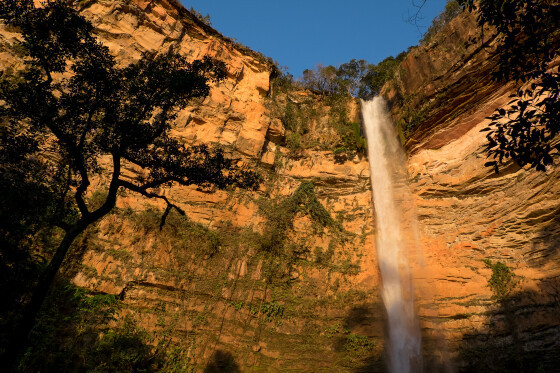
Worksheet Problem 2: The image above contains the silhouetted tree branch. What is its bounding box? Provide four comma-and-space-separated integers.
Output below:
457, 0, 560, 171
0, 0, 261, 368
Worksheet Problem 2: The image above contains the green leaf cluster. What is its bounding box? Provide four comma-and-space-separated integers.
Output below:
343, 333, 375, 354
257, 181, 336, 282
483, 259, 521, 302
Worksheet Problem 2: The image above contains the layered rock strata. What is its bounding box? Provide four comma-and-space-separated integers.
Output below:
1, 1, 559, 371
386, 9, 560, 372
0, 0, 386, 371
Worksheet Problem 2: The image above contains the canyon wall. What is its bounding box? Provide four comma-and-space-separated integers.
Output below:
72, 1, 385, 371
385, 11, 560, 372
1, 1, 559, 371
1, 0, 385, 371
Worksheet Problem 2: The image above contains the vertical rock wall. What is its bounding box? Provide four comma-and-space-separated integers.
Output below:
385, 10, 560, 372
2, 1, 559, 371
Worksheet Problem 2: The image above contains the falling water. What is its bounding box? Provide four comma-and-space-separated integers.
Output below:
362, 97, 422, 373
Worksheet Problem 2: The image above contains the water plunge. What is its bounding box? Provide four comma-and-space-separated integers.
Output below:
362, 97, 422, 373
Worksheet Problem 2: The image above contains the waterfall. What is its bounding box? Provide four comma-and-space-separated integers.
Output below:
362, 97, 422, 373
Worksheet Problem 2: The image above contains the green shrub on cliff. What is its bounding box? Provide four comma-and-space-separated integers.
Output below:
483, 259, 521, 303
257, 180, 337, 282
258, 180, 334, 255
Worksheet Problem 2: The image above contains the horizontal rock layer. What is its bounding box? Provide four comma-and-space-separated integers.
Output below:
2, 1, 559, 371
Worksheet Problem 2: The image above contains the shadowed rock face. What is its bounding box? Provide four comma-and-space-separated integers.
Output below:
2, 1, 559, 371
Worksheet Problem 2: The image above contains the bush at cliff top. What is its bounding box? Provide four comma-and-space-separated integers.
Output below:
297, 53, 407, 100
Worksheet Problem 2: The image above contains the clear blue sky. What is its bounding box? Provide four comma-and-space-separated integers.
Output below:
180, 1, 448, 76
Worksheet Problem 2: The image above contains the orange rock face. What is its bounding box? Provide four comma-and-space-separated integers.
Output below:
2, 1, 559, 371
387, 10, 560, 371
0, 1, 383, 371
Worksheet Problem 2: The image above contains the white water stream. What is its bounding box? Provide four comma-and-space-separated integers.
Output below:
362, 97, 422, 373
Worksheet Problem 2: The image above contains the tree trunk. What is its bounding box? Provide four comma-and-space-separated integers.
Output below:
4, 223, 85, 371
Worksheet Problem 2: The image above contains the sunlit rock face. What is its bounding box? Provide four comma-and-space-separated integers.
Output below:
1, 1, 559, 371
385, 10, 560, 372
80, 0, 275, 158
1, 1, 386, 371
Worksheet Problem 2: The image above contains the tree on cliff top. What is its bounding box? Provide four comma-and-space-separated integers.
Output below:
0, 0, 260, 367
459, 0, 560, 171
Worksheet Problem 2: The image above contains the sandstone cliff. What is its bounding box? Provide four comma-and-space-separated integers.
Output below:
2, 1, 559, 372
0, 0, 384, 371
384, 10, 560, 372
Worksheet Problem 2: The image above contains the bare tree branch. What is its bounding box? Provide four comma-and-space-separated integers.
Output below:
406, 0, 428, 36
117, 178, 186, 227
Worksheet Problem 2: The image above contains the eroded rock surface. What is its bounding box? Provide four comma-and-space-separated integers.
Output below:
2, 1, 559, 371
388, 10, 560, 371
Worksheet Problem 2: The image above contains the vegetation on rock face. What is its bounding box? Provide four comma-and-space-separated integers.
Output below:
257, 180, 339, 282
269, 71, 367, 161
8, 190, 367, 370
457, 0, 560, 171
483, 259, 521, 303
268, 42, 408, 159
0, 0, 261, 367
267, 32, 414, 163
19, 283, 160, 372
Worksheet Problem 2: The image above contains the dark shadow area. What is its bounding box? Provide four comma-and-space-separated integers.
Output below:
420, 332, 455, 373
342, 301, 453, 372
0, 245, 162, 373
203, 350, 240, 373
329, 302, 386, 373
457, 279, 560, 373
342, 300, 453, 373
0, 244, 43, 364
0, 226, 93, 368
13, 277, 160, 372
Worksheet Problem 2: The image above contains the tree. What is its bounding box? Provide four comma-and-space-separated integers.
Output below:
0, 0, 260, 367
336, 59, 368, 97
360, 52, 407, 99
458, 0, 560, 171
301, 64, 341, 95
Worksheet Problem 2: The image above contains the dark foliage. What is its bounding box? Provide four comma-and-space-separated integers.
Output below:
483, 78, 560, 172
458, 0, 560, 171
17, 280, 162, 372
0, 0, 260, 367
